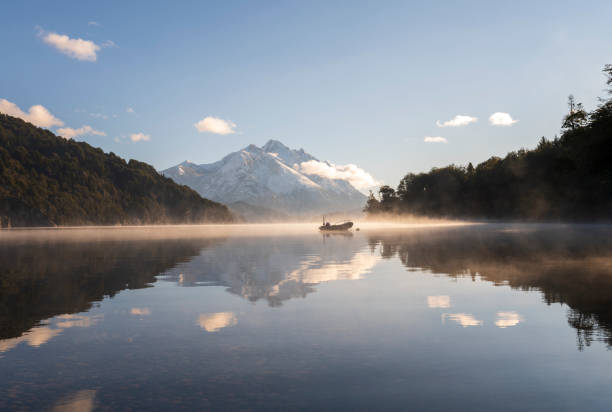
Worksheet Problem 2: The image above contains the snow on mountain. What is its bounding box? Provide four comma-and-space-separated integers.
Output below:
162, 140, 368, 216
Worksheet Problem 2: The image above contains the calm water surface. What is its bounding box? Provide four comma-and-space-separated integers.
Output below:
1, 224, 612, 411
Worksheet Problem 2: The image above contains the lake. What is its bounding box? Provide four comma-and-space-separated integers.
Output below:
1, 223, 612, 411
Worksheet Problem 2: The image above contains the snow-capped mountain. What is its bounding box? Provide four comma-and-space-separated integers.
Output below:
162, 140, 367, 216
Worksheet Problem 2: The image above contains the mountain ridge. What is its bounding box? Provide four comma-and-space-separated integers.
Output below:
162, 140, 367, 216
0, 114, 234, 226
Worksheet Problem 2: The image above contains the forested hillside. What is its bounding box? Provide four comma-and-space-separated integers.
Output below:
0, 114, 233, 226
365, 65, 612, 221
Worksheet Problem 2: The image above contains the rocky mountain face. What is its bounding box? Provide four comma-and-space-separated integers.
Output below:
162, 140, 366, 217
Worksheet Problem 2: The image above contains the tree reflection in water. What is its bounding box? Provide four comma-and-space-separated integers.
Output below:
368, 224, 612, 350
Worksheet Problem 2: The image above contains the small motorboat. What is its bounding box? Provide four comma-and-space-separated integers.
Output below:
319, 217, 354, 231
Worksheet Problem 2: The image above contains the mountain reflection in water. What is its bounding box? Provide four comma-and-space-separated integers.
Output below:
2, 224, 612, 410
2, 225, 612, 350
160, 234, 379, 306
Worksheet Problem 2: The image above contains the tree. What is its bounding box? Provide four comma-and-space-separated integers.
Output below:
604, 64, 612, 95
364, 64, 612, 221
562, 94, 588, 130
363, 190, 380, 214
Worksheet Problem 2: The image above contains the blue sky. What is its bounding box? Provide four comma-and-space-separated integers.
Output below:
1, 0, 611, 188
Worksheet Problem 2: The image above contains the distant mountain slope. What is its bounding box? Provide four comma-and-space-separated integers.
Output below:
162, 140, 367, 216
228, 201, 291, 222
0, 114, 233, 226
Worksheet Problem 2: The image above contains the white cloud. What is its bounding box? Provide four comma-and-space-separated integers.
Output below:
89, 112, 108, 119
126, 107, 135, 114
88, 21, 100, 26
57, 125, 105, 139
130, 132, 150, 142
0, 98, 64, 128
298, 160, 380, 190
443, 313, 482, 327
436, 115, 477, 127
424, 136, 447, 143
101, 40, 116, 48
39, 29, 100, 61
194, 116, 236, 135
427, 295, 450, 308
489, 112, 518, 126
495, 311, 521, 328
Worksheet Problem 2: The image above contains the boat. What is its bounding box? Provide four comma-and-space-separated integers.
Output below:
319, 217, 354, 231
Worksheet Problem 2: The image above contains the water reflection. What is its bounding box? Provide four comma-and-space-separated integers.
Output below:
369, 224, 612, 349
2, 225, 612, 410
427, 295, 450, 308
443, 313, 483, 327
197, 312, 238, 332
51, 389, 97, 412
130, 308, 151, 316
495, 311, 522, 328
161, 235, 379, 306
0, 237, 222, 340
0, 326, 62, 353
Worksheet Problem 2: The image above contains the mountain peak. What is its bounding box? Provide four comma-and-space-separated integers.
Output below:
161, 140, 366, 216
244, 143, 260, 152
262, 139, 290, 153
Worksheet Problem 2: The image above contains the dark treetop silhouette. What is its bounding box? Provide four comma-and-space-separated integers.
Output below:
365, 65, 612, 221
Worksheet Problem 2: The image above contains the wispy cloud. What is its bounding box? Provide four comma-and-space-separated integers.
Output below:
88, 21, 100, 27
130, 132, 150, 142
89, 112, 108, 119
0, 98, 63, 128
436, 115, 477, 127
57, 125, 105, 139
298, 160, 380, 190
101, 40, 117, 48
194, 116, 236, 135
489, 112, 518, 126
126, 107, 135, 114
424, 136, 447, 143
38, 28, 100, 61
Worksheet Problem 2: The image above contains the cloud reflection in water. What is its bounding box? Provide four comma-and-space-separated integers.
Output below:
197, 312, 238, 332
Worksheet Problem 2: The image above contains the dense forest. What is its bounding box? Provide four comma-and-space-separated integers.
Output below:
0, 114, 233, 226
365, 65, 612, 220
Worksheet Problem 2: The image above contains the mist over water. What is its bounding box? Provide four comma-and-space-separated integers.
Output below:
2, 223, 612, 411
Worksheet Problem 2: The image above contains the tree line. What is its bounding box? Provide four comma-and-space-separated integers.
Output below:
365, 65, 612, 221
0, 114, 234, 226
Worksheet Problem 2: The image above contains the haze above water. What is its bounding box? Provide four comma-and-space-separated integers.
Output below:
2, 224, 612, 411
